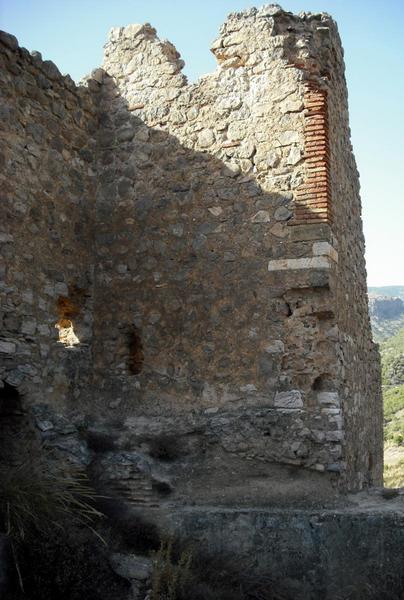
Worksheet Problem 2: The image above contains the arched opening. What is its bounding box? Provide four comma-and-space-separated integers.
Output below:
128, 326, 144, 374
312, 373, 336, 392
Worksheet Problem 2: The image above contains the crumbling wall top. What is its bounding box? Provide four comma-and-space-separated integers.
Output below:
0, 5, 383, 504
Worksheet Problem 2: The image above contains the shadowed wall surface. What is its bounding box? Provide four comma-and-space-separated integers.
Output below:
0, 5, 382, 509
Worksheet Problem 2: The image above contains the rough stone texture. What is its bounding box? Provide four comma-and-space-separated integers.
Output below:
0, 35, 97, 412
162, 491, 404, 599
109, 553, 152, 581
0, 5, 382, 512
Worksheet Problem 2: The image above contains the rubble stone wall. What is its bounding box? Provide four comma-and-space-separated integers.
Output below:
164, 497, 404, 600
0, 30, 97, 412
90, 6, 382, 502
0, 5, 383, 508
324, 22, 384, 488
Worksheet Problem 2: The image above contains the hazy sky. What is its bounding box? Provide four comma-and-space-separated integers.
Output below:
1, 0, 403, 287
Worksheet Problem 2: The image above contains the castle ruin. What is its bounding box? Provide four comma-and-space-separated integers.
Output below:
1, 5, 401, 598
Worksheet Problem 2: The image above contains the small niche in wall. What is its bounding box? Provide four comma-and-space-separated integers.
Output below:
128, 326, 144, 374
312, 373, 335, 391
55, 318, 80, 347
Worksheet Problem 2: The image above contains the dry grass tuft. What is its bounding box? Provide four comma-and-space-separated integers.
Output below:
0, 456, 103, 544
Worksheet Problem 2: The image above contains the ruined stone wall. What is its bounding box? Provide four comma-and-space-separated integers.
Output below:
323, 20, 384, 488
88, 5, 382, 504
165, 496, 404, 600
0, 5, 383, 507
0, 31, 97, 415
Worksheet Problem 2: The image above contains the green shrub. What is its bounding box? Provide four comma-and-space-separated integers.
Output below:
393, 433, 404, 445
380, 327, 404, 386
383, 385, 404, 420
383, 385, 404, 447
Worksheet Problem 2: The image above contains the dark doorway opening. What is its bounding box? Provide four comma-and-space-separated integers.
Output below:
0, 381, 22, 417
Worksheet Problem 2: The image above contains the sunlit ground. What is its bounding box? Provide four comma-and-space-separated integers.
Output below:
384, 445, 404, 488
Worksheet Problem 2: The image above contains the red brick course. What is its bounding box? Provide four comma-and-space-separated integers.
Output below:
288, 82, 331, 226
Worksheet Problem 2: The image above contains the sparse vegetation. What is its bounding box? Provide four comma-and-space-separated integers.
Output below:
149, 538, 288, 600
380, 328, 404, 385
384, 459, 404, 488
151, 539, 193, 600
383, 384, 404, 420
378, 325, 404, 486
0, 445, 106, 596
383, 386, 404, 445
0, 452, 103, 545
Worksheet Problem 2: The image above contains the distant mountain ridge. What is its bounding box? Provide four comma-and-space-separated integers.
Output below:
368, 286, 404, 486
369, 296, 404, 320
368, 285, 404, 342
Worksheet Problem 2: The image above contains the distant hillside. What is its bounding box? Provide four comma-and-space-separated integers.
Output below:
369, 296, 403, 320
380, 326, 404, 487
369, 287, 404, 485
381, 327, 404, 387
368, 286, 404, 342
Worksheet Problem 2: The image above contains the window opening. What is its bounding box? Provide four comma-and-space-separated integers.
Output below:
55, 318, 80, 347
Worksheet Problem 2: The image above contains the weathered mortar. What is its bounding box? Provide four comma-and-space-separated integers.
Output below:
0, 4, 382, 509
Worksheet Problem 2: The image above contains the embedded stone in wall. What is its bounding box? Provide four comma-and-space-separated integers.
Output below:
274, 390, 303, 409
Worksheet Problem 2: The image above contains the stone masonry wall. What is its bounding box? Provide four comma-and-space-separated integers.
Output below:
323, 20, 384, 488
88, 5, 382, 504
0, 5, 382, 509
0, 30, 97, 417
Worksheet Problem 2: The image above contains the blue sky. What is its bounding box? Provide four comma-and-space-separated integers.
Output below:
1, 0, 403, 287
